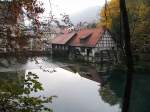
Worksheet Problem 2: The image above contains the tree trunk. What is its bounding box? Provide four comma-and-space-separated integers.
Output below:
120, 0, 134, 112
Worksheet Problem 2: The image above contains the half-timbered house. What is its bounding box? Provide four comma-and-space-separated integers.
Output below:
52, 27, 118, 62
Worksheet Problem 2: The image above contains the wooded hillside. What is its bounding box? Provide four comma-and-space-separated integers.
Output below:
97, 0, 150, 53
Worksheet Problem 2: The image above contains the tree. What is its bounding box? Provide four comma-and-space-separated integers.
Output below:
120, 1, 134, 112
0, 0, 45, 68
97, 0, 150, 53
0, 0, 44, 52
0, 71, 55, 112
97, 0, 120, 29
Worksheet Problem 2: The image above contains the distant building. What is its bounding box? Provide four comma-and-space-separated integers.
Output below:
52, 27, 119, 62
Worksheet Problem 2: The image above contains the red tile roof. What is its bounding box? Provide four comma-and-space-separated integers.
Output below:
52, 28, 105, 47
52, 32, 76, 45
69, 28, 105, 47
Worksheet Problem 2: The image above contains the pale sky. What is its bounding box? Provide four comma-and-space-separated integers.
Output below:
39, 0, 111, 19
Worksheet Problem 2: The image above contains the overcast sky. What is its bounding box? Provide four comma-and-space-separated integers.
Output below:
39, 0, 111, 18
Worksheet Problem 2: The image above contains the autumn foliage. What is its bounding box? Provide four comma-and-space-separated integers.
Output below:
97, 0, 150, 53
0, 0, 44, 53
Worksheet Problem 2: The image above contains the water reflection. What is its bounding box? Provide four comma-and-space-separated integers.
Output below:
0, 57, 149, 112
130, 74, 150, 112
0, 71, 53, 112
56, 63, 123, 112
64, 63, 125, 107
0, 58, 122, 112
24, 59, 121, 112
65, 64, 103, 83
99, 73, 125, 109
0, 56, 28, 68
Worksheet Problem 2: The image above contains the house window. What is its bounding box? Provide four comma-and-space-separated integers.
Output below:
87, 48, 92, 56
81, 47, 85, 52
55, 45, 57, 49
64, 46, 68, 50
58, 45, 60, 49
75, 49, 80, 55
80, 39, 85, 44
66, 46, 68, 50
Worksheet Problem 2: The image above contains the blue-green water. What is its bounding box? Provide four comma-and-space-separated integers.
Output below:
0, 57, 149, 112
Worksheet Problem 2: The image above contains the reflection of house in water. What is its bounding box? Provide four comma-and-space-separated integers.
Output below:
65, 64, 108, 84
52, 27, 119, 62
0, 71, 25, 92
78, 66, 104, 83
63, 63, 125, 108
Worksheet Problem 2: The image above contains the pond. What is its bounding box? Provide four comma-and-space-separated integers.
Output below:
0, 57, 150, 112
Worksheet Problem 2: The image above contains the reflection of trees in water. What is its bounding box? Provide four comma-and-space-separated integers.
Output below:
99, 84, 120, 106
0, 56, 28, 68
99, 73, 150, 112
15, 56, 29, 64
68, 62, 126, 109
129, 75, 150, 112
99, 73, 126, 108
65, 61, 125, 108
0, 71, 54, 112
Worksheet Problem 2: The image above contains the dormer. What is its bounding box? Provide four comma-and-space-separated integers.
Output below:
80, 32, 92, 44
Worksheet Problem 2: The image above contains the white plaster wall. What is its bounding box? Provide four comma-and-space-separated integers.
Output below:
95, 30, 117, 53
